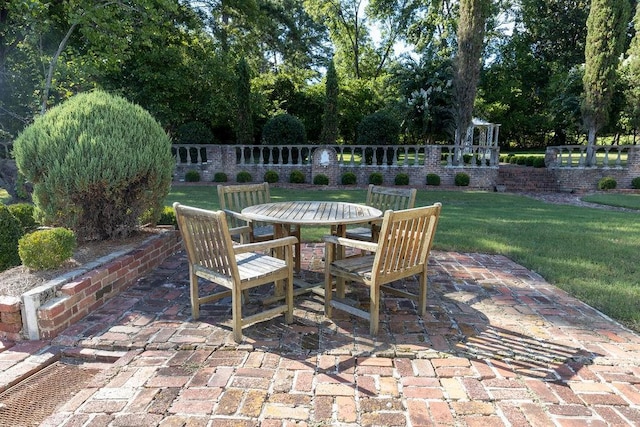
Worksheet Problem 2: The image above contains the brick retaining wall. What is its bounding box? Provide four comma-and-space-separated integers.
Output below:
0, 229, 182, 341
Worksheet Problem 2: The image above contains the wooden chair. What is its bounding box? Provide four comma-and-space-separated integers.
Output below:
323, 203, 442, 335
217, 182, 302, 271
344, 184, 417, 242
173, 202, 297, 343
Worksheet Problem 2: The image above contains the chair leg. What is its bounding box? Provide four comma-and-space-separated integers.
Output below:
232, 286, 243, 343
370, 284, 380, 335
189, 269, 200, 320
324, 245, 334, 318
418, 272, 428, 316
285, 273, 294, 324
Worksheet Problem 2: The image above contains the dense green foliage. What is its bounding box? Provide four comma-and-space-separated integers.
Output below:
597, 176, 617, 190
582, 0, 630, 148
13, 91, 174, 241
3, 0, 640, 152
455, 173, 471, 186
356, 111, 400, 146
289, 170, 305, 184
395, 173, 410, 186
176, 122, 214, 145
214, 172, 228, 182
0, 204, 23, 271
7, 203, 37, 232
632, 177, 640, 189
368, 172, 383, 185
341, 172, 357, 185
18, 227, 76, 270
313, 174, 329, 185
262, 114, 307, 145
237, 171, 252, 183
320, 59, 339, 145
184, 170, 201, 182
426, 173, 441, 186
264, 170, 279, 183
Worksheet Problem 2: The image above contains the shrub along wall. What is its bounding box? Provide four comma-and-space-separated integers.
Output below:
0, 229, 181, 341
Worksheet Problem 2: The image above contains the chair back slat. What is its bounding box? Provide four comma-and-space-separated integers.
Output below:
174, 204, 238, 278
372, 204, 441, 280
218, 183, 271, 229
366, 184, 417, 211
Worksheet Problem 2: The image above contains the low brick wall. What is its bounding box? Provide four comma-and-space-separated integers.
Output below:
0, 229, 182, 341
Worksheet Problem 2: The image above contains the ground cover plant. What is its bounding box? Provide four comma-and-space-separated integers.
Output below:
166, 185, 640, 331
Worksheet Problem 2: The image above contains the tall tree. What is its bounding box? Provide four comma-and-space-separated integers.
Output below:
582, 0, 630, 161
235, 58, 255, 145
453, 0, 491, 156
320, 59, 339, 145
621, 2, 640, 141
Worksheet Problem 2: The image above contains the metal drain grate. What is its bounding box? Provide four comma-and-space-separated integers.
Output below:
0, 361, 99, 426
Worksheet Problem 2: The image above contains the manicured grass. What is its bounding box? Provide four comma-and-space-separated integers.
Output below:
581, 193, 640, 210
166, 184, 640, 331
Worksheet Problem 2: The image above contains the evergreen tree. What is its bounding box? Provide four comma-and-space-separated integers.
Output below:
320, 59, 339, 145
235, 58, 254, 145
622, 3, 640, 141
582, 0, 630, 161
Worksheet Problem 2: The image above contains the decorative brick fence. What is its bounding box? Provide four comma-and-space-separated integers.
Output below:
172, 144, 500, 190
0, 229, 182, 341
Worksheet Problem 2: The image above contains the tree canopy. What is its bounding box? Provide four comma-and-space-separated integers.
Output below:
2, 0, 640, 149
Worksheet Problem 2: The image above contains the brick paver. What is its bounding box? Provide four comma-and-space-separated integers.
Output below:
0, 245, 639, 426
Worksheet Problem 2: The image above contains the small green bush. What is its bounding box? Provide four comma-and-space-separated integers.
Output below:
8, 203, 38, 232
139, 205, 176, 227
454, 173, 470, 187
237, 171, 252, 183
369, 172, 383, 185
313, 174, 329, 185
395, 173, 409, 186
289, 170, 306, 184
525, 156, 536, 167
462, 154, 472, 164
426, 173, 441, 186
262, 114, 307, 145
509, 156, 518, 164
516, 156, 527, 165
0, 204, 24, 271
214, 172, 228, 182
598, 176, 617, 190
264, 170, 279, 183
631, 177, 640, 189
184, 170, 201, 182
532, 157, 546, 168
18, 227, 76, 270
341, 172, 357, 185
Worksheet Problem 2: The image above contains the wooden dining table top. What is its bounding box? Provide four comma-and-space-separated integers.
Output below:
241, 201, 382, 226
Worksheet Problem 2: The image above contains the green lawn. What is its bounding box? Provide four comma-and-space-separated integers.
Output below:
582, 193, 640, 210
166, 185, 640, 331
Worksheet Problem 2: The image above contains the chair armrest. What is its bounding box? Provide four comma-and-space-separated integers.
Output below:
222, 209, 250, 224
228, 225, 251, 237
323, 235, 378, 253
233, 236, 299, 255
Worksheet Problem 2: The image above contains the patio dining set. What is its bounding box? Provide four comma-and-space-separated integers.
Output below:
173, 183, 442, 343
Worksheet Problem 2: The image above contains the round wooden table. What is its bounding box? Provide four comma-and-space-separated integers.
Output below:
242, 201, 383, 299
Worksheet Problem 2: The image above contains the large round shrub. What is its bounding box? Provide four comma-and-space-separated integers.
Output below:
176, 121, 214, 144
262, 114, 307, 146
0, 204, 24, 271
356, 111, 400, 146
356, 111, 399, 165
13, 90, 174, 241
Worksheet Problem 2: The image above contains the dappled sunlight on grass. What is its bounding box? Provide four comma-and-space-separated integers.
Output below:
0, 188, 10, 204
